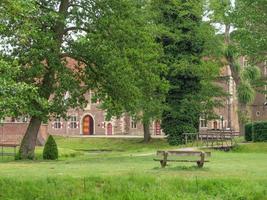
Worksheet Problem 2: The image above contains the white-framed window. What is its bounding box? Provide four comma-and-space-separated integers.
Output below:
54, 118, 62, 129
200, 118, 207, 128
22, 116, 28, 123
69, 115, 78, 129
10, 117, 22, 123
131, 117, 137, 129
200, 114, 207, 128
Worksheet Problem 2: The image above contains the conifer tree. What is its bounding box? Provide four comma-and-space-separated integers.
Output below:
153, 0, 223, 144
43, 135, 58, 160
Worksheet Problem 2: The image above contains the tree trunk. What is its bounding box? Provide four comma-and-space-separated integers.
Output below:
224, 24, 246, 135
18, 117, 42, 159
143, 120, 151, 143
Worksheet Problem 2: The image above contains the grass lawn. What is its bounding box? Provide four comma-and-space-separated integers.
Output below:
0, 137, 266, 200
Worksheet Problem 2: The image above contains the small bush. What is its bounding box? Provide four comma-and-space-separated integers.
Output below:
245, 123, 253, 141
43, 135, 58, 160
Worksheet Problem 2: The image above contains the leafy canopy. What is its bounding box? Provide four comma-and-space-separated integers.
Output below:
0, 0, 166, 121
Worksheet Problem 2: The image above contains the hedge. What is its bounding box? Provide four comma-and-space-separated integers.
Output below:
245, 123, 253, 141
245, 121, 267, 142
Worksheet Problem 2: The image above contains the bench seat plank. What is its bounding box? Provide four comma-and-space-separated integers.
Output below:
157, 151, 211, 157
153, 159, 209, 163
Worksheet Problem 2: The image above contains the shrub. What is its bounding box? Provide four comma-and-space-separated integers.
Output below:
245, 123, 253, 141
253, 122, 267, 142
43, 135, 58, 160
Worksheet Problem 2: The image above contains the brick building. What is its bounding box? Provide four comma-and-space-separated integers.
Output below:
199, 64, 239, 133
46, 92, 162, 137
6, 58, 267, 142
250, 60, 267, 121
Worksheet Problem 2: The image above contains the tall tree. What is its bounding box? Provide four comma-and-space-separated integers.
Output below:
152, 0, 223, 144
0, 0, 165, 158
208, 0, 264, 134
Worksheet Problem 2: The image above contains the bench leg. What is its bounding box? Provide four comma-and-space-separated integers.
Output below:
197, 161, 204, 168
160, 160, 167, 168
197, 152, 205, 168
160, 151, 168, 168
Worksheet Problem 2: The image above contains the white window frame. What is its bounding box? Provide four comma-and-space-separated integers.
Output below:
54, 118, 62, 129
131, 117, 137, 129
69, 115, 78, 129
200, 118, 207, 128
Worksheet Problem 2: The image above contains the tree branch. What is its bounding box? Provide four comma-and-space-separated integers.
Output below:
60, 53, 98, 75
64, 26, 90, 34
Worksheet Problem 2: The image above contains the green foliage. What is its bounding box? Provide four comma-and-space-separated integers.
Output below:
208, 0, 266, 136
237, 81, 255, 104
0, 176, 267, 200
241, 65, 261, 83
224, 45, 235, 59
0, 0, 165, 121
0, 0, 167, 153
43, 135, 58, 160
252, 122, 267, 142
153, 0, 223, 145
244, 122, 267, 142
244, 123, 253, 141
0, 59, 45, 119
233, 0, 267, 61
232, 62, 240, 74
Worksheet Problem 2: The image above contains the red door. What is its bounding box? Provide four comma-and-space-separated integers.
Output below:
107, 123, 113, 135
154, 121, 161, 135
83, 115, 94, 135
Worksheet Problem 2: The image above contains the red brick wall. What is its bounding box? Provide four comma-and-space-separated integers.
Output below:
0, 123, 48, 144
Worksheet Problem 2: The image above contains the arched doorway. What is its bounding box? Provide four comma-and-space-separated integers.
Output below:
107, 123, 113, 135
154, 120, 161, 135
82, 115, 94, 135
213, 121, 218, 130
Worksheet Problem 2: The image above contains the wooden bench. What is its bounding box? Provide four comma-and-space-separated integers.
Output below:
154, 150, 211, 168
0, 142, 20, 160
